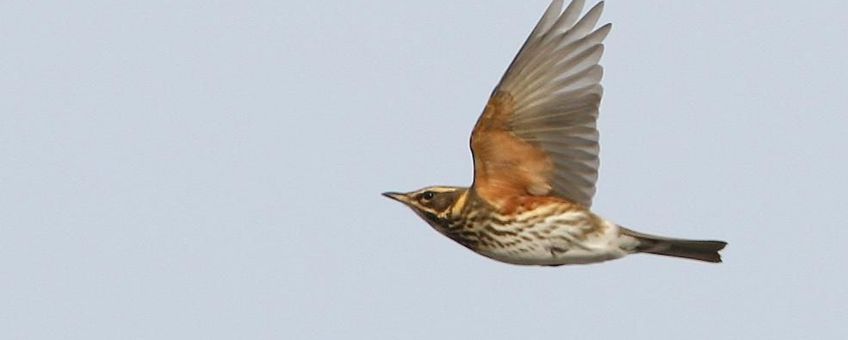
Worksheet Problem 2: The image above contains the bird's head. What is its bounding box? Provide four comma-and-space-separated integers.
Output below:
382, 186, 468, 228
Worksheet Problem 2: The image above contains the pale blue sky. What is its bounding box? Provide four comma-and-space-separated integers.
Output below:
2, 1, 847, 339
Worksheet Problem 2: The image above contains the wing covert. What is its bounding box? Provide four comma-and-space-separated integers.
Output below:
471, 0, 608, 208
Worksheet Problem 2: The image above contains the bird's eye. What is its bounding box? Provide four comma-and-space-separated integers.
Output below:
420, 191, 435, 201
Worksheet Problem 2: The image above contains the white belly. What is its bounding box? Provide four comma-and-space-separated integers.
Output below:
473, 211, 639, 266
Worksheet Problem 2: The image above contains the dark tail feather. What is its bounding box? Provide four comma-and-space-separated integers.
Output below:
620, 227, 727, 263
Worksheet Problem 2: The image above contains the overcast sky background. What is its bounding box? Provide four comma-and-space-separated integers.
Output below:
2, 1, 847, 339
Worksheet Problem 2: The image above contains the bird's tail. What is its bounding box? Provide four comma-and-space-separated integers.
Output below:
619, 227, 727, 263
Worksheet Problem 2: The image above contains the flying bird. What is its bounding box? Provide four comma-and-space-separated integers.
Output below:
383, 0, 727, 266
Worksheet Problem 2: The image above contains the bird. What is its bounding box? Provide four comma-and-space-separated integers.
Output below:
382, 0, 727, 266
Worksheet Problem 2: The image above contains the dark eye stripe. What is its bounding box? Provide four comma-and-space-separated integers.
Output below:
421, 191, 435, 200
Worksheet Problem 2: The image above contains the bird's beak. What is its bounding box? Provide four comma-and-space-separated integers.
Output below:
382, 192, 410, 204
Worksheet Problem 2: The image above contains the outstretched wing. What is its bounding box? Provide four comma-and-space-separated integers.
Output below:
470, 0, 609, 208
